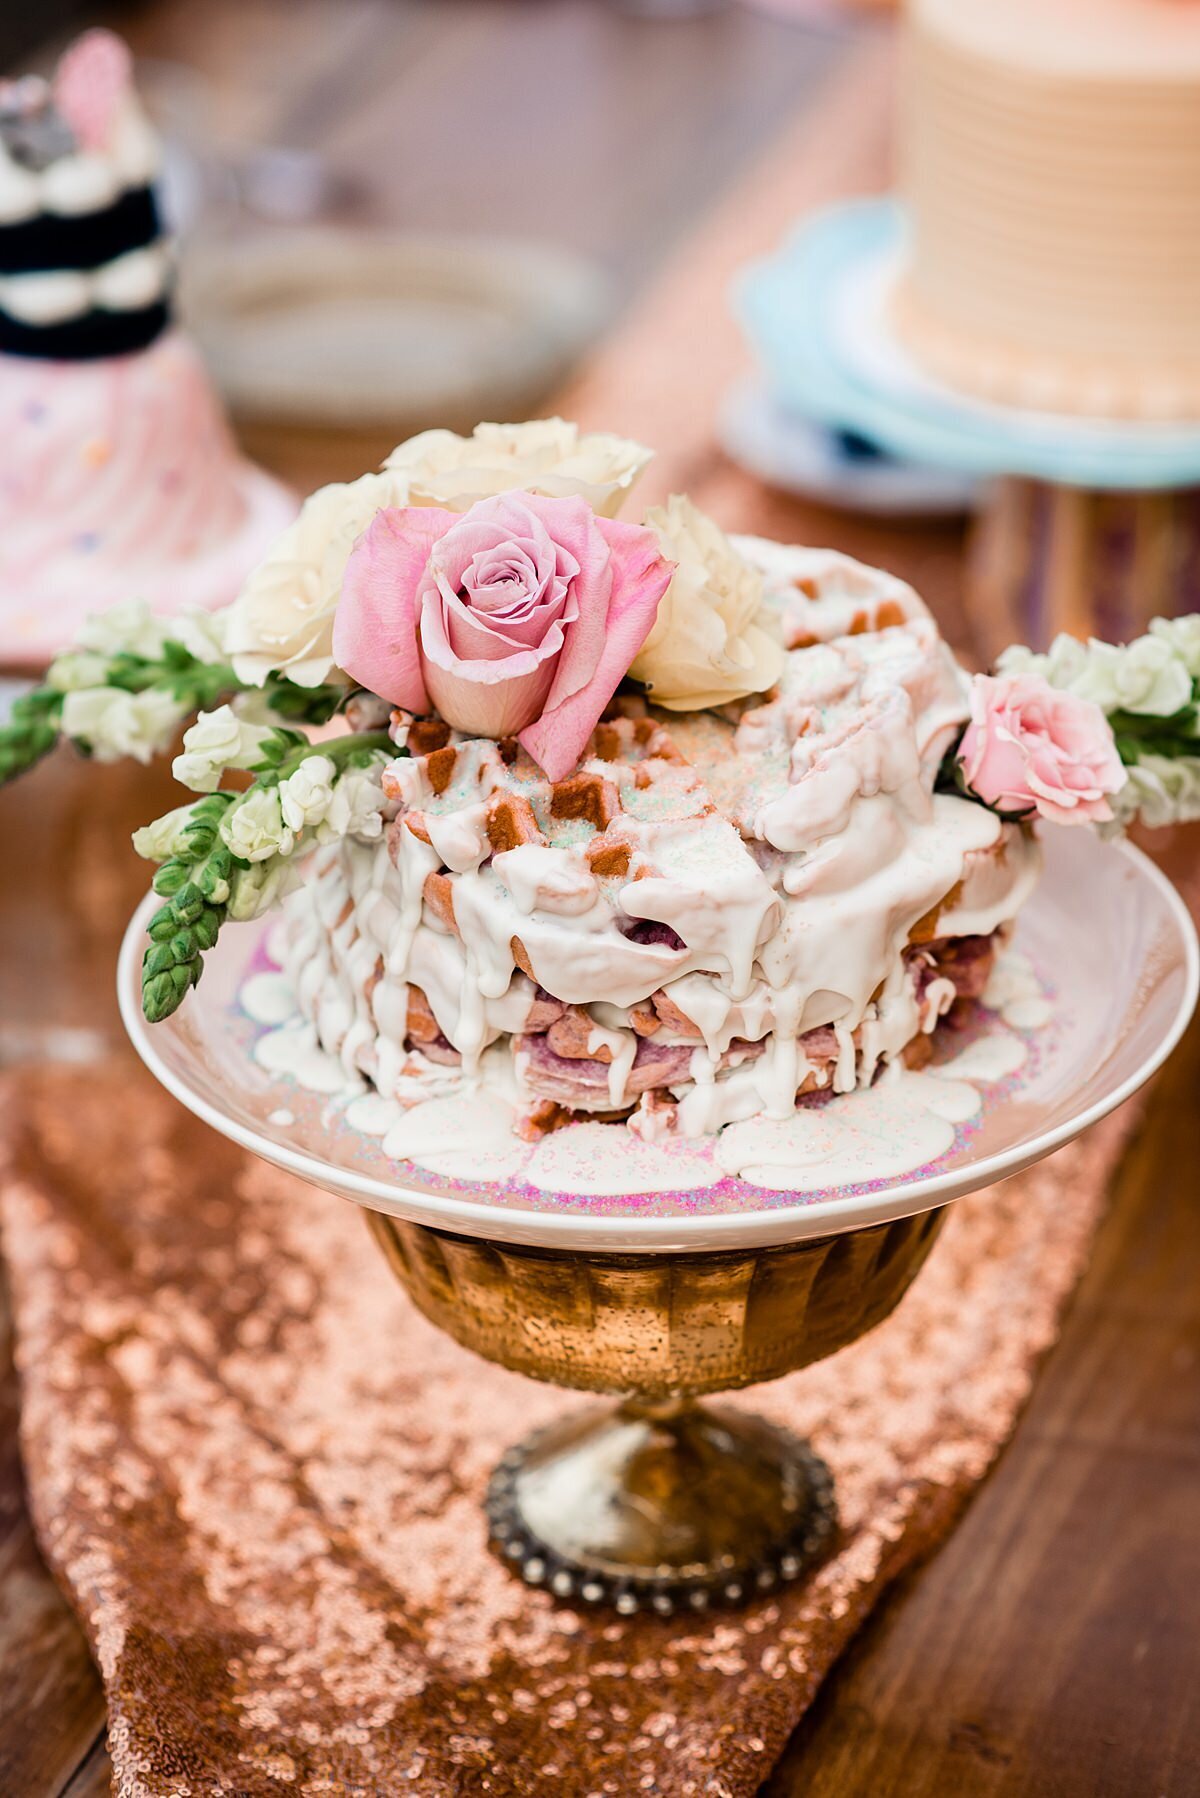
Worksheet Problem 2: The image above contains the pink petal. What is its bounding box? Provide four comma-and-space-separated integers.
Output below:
54, 30, 131, 152
334, 506, 459, 711
525, 497, 617, 712
520, 515, 674, 781
424, 653, 559, 740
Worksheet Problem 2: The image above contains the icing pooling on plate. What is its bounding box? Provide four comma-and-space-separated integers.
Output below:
240, 945, 1048, 1201
982, 948, 1053, 1030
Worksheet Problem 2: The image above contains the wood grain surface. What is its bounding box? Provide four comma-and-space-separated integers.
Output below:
0, 7, 1197, 1795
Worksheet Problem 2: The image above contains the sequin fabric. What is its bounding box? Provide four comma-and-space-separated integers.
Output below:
0, 1061, 1137, 1796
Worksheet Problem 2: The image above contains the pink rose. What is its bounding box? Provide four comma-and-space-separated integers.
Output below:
959, 672, 1126, 825
332, 491, 673, 781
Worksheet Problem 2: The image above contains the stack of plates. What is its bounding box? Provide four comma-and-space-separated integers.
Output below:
733, 200, 1200, 495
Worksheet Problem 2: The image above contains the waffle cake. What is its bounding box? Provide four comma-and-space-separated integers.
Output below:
276, 539, 1040, 1142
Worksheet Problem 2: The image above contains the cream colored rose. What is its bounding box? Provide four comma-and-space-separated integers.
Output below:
383, 418, 653, 519
630, 496, 784, 711
225, 471, 402, 688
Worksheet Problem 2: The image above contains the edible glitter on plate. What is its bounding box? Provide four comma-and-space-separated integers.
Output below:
227, 929, 1059, 1222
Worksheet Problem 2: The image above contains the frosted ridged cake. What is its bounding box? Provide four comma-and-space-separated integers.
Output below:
279, 539, 1039, 1142
895, 0, 1200, 419
0, 30, 294, 666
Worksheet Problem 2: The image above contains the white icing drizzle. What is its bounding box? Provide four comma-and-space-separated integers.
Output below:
982, 948, 1053, 1031
586, 1021, 638, 1108
933, 1031, 1028, 1084
253, 1021, 364, 1097
239, 926, 1043, 1198
241, 971, 301, 1027
526, 1124, 713, 1196
344, 1093, 402, 1137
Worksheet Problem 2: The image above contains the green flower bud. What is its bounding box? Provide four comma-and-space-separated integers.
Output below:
147, 904, 177, 942
142, 942, 177, 978
168, 930, 197, 965
172, 884, 206, 924
151, 861, 189, 897
192, 906, 222, 950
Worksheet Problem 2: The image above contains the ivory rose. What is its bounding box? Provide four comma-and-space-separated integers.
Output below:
630, 495, 784, 710
226, 473, 401, 689
332, 491, 673, 781
960, 672, 1125, 825
384, 419, 652, 519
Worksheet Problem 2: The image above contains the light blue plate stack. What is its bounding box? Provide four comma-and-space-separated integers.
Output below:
733, 200, 1200, 495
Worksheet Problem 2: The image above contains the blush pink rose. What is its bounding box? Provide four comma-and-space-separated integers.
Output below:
332, 491, 673, 781
959, 672, 1126, 825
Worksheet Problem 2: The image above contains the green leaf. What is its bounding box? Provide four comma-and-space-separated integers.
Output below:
1108, 704, 1200, 762
262, 672, 348, 724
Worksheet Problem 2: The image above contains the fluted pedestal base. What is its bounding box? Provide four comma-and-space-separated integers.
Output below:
367, 1206, 946, 1611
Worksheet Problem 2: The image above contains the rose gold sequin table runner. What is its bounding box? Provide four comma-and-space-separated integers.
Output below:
0, 1064, 1143, 1798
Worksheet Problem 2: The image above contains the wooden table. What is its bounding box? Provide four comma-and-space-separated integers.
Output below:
2, 8, 1198, 1794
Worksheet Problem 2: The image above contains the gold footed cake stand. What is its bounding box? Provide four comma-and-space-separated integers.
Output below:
368, 1208, 944, 1611
118, 830, 1198, 1613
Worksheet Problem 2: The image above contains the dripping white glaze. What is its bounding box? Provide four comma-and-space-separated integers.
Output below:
933, 1030, 1028, 1084
253, 1021, 364, 1097
241, 971, 303, 1027
238, 942, 1046, 1203
982, 949, 1053, 1031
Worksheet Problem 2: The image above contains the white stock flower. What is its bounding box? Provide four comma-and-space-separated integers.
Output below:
997, 629, 1193, 718
60, 686, 182, 763
219, 787, 295, 863
172, 705, 270, 793
224, 473, 403, 689
75, 597, 169, 660
278, 754, 337, 834
1071, 637, 1192, 718
384, 419, 652, 519
317, 762, 386, 845
46, 650, 112, 692
995, 633, 1089, 687
1149, 614, 1200, 680
165, 604, 231, 664
1111, 753, 1200, 830
630, 495, 784, 711
131, 803, 198, 862
226, 858, 299, 921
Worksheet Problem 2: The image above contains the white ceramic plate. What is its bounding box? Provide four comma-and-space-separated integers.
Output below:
719, 376, 984, 517
119, 828, 1197, 1254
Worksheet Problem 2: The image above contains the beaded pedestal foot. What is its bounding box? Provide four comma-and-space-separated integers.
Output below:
486, 1399, 836, 1614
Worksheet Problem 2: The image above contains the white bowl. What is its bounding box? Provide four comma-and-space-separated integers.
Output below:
120, 828, 1197, 1254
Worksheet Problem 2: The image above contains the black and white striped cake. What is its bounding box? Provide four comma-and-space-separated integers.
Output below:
0, 30, 169, 360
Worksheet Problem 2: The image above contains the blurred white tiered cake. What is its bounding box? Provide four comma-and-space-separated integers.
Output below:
895, 0, 1200, 420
